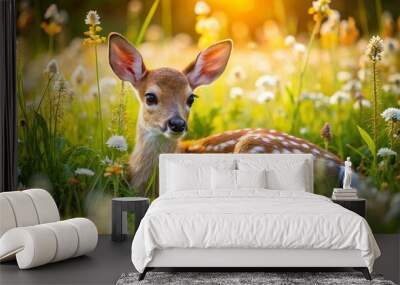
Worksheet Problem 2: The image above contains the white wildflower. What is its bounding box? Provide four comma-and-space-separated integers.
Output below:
284, 35, 296, 47
256, 91, 275, 103
300, 127, 309, 135
194, 1, 210, 16
44, 59, 59, 76
88, 85, 98, 97
85, 10, 100, 26
106, 135, 128, 152
342, 79, 362, 92
381, 107, 400, 121
384, 38, 399, 53
227, 66, 247, 85
71, 65, 86, 86
366, 35, 384, 62
100, 77, 118, 91
53, 75, 72, 95
293, 43, 306, 54
230, 87, 244, 99
357, 69, 367, 82
388, 73, 400, 85
101, 156, 113, 165
311, 0, 331, 14
329, 91, 350, 104
44, 4, 59, 20
196, 17, 220, 34
337, 71, 352, 82
353, 99, 371, 109
255, 75, 278, 90
75, 168, 95, 176
377, 148, 397, 157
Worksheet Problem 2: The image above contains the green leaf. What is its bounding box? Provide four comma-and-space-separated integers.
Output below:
135, 0, 160, 45
357, 125, 376, 156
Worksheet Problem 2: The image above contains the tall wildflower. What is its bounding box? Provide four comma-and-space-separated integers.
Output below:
41, 4, 63, 53
381, 107, 400, 148
320, 122, 332, 150
292, 0, 332, 133
194, 1, 220, 48
83, 10, 106, 152
366, 35, 384, 148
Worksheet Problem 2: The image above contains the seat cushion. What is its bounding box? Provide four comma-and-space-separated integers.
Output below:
0, 218, 98, 269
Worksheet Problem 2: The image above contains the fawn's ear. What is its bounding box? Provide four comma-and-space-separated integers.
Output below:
109, 33, 147, 87
183, 40, 232, 89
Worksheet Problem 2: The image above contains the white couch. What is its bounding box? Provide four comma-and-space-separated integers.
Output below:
0, 189, 98, 269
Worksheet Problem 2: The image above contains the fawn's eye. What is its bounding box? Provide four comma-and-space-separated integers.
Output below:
145, 93, 158, 106
186, 94, 197, 108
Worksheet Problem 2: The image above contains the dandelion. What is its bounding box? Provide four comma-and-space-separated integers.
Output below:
75, 168, 95, 176
256, 91, 275, 103
255, 75, 278, 89
342, 80, 362, 93
366, 36, 384, 62
284, 35, 296, 47
227, 66, 247, 85
329, 91, 350, 105
381, 108, 400, 122
53, 75, 72, 96
384, 74, 400, 95
384, 38, 399, 53
44, 4, 59, 20
381, 107, 400, 148
44, 59, 59, 77
71, 65, 86, 86
106, 135, 128, 152
353, 99, 371, 110
336, 71, 352, 82
100, 77, 118, 92
293, 43, 306, 54
320, 122, 332, 150
300, 127, 309, 135
88, 85, 98, 98
377, 148, 397, 157
194, 1, 210, 16
230, 87, 244, 99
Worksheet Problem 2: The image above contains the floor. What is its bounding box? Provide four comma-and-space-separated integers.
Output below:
0, 234, 399, 285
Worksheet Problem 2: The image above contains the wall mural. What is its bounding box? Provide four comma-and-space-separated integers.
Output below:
17, 0, 400, 233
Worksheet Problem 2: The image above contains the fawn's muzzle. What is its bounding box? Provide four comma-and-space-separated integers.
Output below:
167, 117, 187, 133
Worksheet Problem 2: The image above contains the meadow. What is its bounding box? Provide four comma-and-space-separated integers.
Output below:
17, 0, 400, 233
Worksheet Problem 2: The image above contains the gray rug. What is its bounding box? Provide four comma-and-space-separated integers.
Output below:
116, 272, 396, 285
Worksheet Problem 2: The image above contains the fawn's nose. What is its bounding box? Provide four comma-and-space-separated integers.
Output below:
167, 117, 186, 133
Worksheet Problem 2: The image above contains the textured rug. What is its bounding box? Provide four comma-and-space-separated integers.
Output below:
116, 271, 396, 285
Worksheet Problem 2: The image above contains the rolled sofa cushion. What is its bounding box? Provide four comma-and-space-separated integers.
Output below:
0, 196, 17, 237
0, 218, 98, 269
24, 189, 60, 224
0, 189, 98, 269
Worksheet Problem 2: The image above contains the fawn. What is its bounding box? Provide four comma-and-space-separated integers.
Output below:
108, 33, 341, 192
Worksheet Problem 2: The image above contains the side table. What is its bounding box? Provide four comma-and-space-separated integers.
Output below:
332, 198, 366, 218
112, 197, 150, 242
